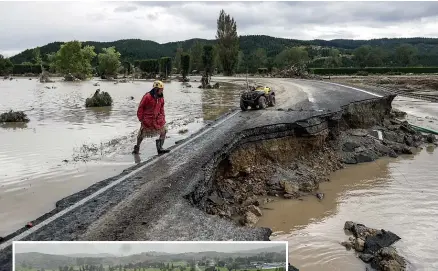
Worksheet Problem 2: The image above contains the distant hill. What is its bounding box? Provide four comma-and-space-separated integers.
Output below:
15, 246, 286, 270
9, 35, 438, 66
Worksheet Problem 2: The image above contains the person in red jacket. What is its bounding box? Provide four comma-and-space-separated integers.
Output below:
132, 80, 170, 155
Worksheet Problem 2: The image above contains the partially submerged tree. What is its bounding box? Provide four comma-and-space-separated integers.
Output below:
190, 41, 204, 72
51, 40, 97, 80
202, 45, 214, 87
139, 59, 159, 78
216, 9, 239, 76
98, 46, 121, 78
181, 53, 190, 81
85, 89, 113, 107
174, 43, 183, 73
0, 110, 30, 123
159, 57, 172, 79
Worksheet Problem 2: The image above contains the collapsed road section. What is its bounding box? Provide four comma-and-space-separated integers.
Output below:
1, 79, 434, 270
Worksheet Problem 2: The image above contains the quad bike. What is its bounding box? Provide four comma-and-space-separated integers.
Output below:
240, 86, 276, 111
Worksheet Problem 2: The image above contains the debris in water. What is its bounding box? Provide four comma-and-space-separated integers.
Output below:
178, 128, 189, 134
0, 110, 30, 123
316, 192, 324, 200
85, 89, 113, 107
342, 221, 406, 271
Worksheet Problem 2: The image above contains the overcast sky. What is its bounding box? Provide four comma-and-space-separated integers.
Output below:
1, 1, 438, 57
15, 242, 286, 256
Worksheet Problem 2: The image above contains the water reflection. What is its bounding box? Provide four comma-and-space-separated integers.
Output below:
201, 83, 241, 121
0, 122, 28, 130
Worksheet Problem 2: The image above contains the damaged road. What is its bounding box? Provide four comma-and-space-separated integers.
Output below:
0, 79, 428, 270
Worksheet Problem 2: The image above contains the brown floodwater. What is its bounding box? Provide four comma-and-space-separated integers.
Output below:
257, 97, 438, 271
0, 77, 240, 236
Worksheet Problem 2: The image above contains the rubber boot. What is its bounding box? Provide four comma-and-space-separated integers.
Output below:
156, 139, 170, 154
132, 144, 139, 154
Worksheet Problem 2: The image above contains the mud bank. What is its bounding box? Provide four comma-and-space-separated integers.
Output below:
186, 94, 435, 228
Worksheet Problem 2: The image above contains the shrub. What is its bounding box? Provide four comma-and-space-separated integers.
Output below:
356, 70, 369, 76
0, 110, 30, 122
85, 90, 113, 107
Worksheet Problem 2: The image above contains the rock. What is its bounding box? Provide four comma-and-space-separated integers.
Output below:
93, 82, 100, 86
281, 180, 299, 194
245, 211, 259, 226
316, 193, 324, 200
426, 134, 436, 143
344, 221, 355, 231
248, 205, 263, 216
342, 141, 361, 152
288, 263, 299, 271
208, 192, 225, 206
354, 237, 365, 252
371, 247, 406, 271
283, 193, 294, 199
355, 150, 378, 163
364, 229, 401, 255
341, 241, 353, 250
359, 253, 375, 263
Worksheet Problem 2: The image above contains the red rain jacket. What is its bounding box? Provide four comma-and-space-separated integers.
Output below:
136, 90, 166, 129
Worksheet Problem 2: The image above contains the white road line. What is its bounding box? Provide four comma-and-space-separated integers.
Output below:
0, 111, 240, 251
320, 81, 383, 98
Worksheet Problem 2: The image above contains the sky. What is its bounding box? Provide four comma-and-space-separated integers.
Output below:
14, 242, 286, 256
1, 1, 438, 57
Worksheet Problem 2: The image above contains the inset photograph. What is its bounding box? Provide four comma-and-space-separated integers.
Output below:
13, 241, 287, 271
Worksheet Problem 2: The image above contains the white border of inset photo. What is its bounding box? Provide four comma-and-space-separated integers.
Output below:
13, 241, 288, 271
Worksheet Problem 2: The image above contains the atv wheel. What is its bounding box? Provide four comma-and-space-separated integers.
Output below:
269, 95, 276, 106
240, 100, 248, 111
258, 96, 267, 109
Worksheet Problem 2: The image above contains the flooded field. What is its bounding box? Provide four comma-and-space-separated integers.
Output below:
257, 97, 438, 271
0, 77, 240, 236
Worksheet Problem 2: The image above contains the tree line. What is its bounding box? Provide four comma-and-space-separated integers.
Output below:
3, 9, 436, 77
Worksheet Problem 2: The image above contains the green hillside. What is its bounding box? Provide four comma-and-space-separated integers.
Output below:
9, 35, 438, 66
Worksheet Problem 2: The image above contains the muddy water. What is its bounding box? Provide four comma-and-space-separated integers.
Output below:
0, 77, 240, 236
257, 99, 438, 271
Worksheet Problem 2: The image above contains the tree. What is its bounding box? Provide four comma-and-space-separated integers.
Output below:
33, 47, 42, 68
174, 43, 183, 73
216, 9, 239, 75
248, 48, 268, 73
98, 46, 121, 77
353, 45, 371, 68
395, 44, 418, 66
202, 44, 214, 79
51, 40, 96, 80
181, 53, 190, 80
190, 41, 204, 72
275, 47, 309, 68
323, 48, 341, 68
159, 57, 172, 79
0, 54, 13, 75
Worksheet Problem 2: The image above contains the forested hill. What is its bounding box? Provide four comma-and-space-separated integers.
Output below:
9, 35, 438, 65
